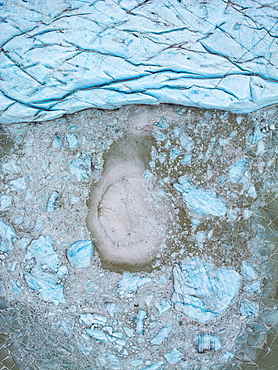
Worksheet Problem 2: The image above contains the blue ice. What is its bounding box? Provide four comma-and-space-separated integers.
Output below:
152, 130, 168, 142
25, 235, 60, 272
86, 328, 108, 342
123, 327, 134, 338
240, 299, 259, 317
24, 265, 65, 304
150, 323, 173, 345
17, 237, 31, 250
0, 219, 16, 253
248, 122, 267, 145
164, 348, 183, 364
11, 280, 22, 295
2, 159, 19, 174
244, 280, 261, 295
220, 352, 234, 363
117, 272, 150, 294
241, 261, 257, 280
155, 117, 168, 129
155, 299, 172, 315
193, 334, 222, 352
181, 153, 192, 166
172, 257, 241, 324
179, 134, 194, 152
141, 361, 164, 370
66, 134, 79, 148
105, 302, 120, 317
80, 313, 107, 326
52, 133, 63, 148
69, 154, 91, 182
228, 157, 250, 183
0, 195, 12, 211
135, 309, 146, 335
46, 191, 59, 213
67, 240, 93, 269
170, 148, 180, 160
9, 177, 26, 191
173, 178, 227, 217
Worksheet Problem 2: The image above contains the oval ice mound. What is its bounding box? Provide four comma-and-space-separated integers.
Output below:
87, 133, 166, 271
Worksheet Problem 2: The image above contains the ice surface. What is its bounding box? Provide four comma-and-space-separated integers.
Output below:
0, 195, 12, 211
0, 219, 16, 253
25, 236, 60, 272
67, 240, 93, 270
117, 272, 151, 294
240, 299, 259, 317
172, 257, 241, 324
228, 158, 250, 184
241, 261, 258, 281
135, 309, 146, 335
164, 348, 183, 364
150, 323, 173, 345
1, 0, 277, 125
193, 334, 222, 353
173, 178, 227, 217
24, 265, 65, 304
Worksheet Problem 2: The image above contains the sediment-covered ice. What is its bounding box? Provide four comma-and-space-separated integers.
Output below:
1, 0, 278, 125
172, 257, 241, 324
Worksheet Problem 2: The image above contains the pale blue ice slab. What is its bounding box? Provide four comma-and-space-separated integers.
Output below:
181, 153, 192, 166
25, 235, 60, 272
173, 178, 227, 217
193, 334, 222, 352
117, 272, 150, 294
24, 265, 65, 304
67, 240, 93, 269
241, 261, 258, 281
9, 177, 26, 191
240, 299, 259, 317
0, 195, 12, 211
129, 359, 143, 367
155, 117, 168, 129
17, 237, 31, 250
150, 323, 173, 345
66, 134, 79, 148
80, 313, 107, 326
0, 219, 16, 253
52, 133, 63, 148
228, 158, 250, 184
46, 191, 59, 213
247, 122, 268, 145
155, 299, 172, 315
123, 327, 134, 338
170, 148, 180, 160
86, 328, 108, 343
135, 309, 146, 335
179, 134, 194, 152
69, 154, 91, 182
172, 257, 240, 324
164, 348, 183, 364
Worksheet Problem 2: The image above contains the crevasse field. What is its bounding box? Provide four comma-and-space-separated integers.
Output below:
1, 1, 278, 370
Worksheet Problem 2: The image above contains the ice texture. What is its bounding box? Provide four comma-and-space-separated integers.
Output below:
0, 219, 16, 253
67, 240, 93, 270
1, 0, 278, 125
172, 257, 241, 324
135, 309, 146, 335
150, 323, 173, 345
193, 334, 222, 353
117, 272, 150, 294
25, 236, 60, 272
164, 348, 183, 364
173, 177, 227, 217
228, 158, 250, 183
24, 265, 65, 304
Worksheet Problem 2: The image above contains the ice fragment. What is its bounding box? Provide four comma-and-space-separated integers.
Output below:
173, 178, 227, 217
25, 236, 60, 272
11, 280, 22, 295
193, 334, 222, 352
150, 323, 172, 345
2, 159, 19, 174
0, 195, 12, 211
135, 309, 146, 335
141, 361, 164, 370
240, 299, 259, 317
155, 299, 172, 315
67, 240, 93, 269
46, 191, 59, 213
117, 272, 150, 294
9, 177, 26, 191
66, 134, 79, 148
181, 153, 192, 166
172, 257, 240, 324
0, 219, 16, 253
164, 348, 183, 364
241, 261, 258, 280
228, 158, 250, 184
69, 154, 91, 182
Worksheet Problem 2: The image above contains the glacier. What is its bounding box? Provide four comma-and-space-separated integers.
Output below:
1, 0, 278, 125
